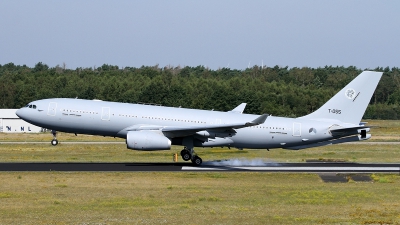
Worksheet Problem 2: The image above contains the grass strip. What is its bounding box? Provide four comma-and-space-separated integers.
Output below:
0, 172, 399, 224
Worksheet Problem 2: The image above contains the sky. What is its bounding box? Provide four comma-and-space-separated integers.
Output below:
1, 0, 399, 70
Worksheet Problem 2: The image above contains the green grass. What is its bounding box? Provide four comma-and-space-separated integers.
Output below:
0, 142, 399, 163
0, 172, 399, 224
364, 120, 400, 141
0, 132, 121, 142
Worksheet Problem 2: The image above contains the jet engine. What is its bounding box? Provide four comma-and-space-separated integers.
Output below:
126, 131, 171, 150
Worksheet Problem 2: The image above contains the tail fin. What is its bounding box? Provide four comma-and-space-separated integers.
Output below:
300, 71, 383, 124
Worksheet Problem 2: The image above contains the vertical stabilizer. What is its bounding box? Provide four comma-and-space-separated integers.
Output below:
300, 71, 382, 124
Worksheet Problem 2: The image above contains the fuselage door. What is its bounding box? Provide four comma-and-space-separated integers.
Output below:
101, 107, 110, 121
47, 102, 57, 116
293, 122, 301, 136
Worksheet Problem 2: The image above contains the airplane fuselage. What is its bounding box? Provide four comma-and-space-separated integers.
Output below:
17, 98, 339, 149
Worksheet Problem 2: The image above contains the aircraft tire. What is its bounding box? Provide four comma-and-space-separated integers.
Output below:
51, 139, 58, 146
191, 156, 202, 166
181, 149, 191, 161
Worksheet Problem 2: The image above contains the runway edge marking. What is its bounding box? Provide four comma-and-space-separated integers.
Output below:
182, 166, 400, 172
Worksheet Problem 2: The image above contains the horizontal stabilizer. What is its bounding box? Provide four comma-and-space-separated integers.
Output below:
330, 126, 369, 132
284, 134, 371, 150
330, 126, 370, 137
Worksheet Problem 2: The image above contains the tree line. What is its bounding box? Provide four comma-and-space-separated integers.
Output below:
1, 62, 399, 119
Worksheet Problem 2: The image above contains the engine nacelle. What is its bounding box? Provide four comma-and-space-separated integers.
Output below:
126, 131, 171, 151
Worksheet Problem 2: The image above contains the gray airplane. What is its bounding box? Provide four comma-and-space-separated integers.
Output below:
16, 71, 382, 165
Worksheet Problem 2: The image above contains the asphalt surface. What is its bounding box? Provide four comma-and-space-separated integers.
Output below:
1, 141, 400, 145
0, 162, 398, 173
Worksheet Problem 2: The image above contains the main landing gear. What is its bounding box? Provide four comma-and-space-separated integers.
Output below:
180, 147, 202, 166
51, 130, 58, 146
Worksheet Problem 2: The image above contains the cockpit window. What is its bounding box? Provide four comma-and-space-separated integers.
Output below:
25, 104, 37, 109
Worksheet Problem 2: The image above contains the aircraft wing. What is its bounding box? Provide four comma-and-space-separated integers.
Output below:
163, 114, 268, 132
162, 114, 268, 138
117, 114, 268, 138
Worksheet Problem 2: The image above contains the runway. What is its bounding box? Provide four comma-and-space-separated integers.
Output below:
1, 141, 400, 145
0, 162, 398, 173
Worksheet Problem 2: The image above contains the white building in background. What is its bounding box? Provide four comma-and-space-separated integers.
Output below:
0, 109, 42, 133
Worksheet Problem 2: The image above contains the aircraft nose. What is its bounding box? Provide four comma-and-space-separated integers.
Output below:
15, 108, 25, 119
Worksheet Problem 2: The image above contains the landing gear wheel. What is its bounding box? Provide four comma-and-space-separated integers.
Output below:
51, 139, 58, 146
180, 149, 191, 161
51, 130, 58, 146
191, 155, 202, 166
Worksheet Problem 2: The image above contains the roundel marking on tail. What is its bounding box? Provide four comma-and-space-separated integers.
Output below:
345, 88, 356, 100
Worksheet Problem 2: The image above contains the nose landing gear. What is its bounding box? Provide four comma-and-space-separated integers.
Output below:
51, 130, 58, 146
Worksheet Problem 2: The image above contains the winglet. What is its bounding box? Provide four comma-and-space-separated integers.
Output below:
246, 114, 268, 126
229, 103, 247, 114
